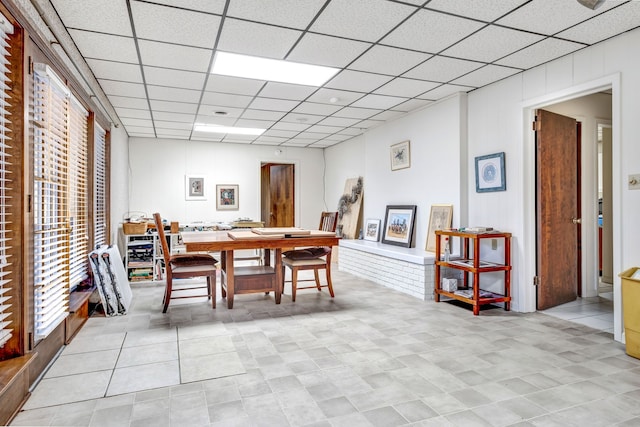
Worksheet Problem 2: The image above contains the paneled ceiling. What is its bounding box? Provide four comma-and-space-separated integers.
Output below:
43, 0, 640, 147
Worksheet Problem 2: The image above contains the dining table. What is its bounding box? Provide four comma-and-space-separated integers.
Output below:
180, 228, 340, 308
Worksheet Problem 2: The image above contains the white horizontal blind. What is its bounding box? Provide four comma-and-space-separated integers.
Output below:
68, 95, 88, 289
94, 124, 106, 248
33, 64, 70, 340
0, 14, 14, 348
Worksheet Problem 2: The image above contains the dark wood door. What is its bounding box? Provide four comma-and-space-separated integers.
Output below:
535, 109, 580, 310
260, 163, 294, 227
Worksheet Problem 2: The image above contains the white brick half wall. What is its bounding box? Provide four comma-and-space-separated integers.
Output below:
338, 240, 438, 300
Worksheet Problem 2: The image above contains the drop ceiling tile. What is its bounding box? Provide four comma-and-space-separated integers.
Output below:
197, 105, 244, 118
310, 0, 415, 43
108, 95, 149, 109
374, 78, 440, 98
451, 64, 521, 87
323, 133, 353, 141
131, 2, 220, 48
371, 109, 406, 121
353, 119, 383, 129
126, 126, 155, 133
194, 115, 237, 126
68, 30, 138, 63
403, 55, 485, 83
191, 135, 224, 142
349, 45, 431, 76
201, 92, 253, 108
51, 0, 132, 36
305, 88, 365, 105
138, 40, 212, 72
259, 82, 317, 101
87, 59, 143, 83
114, 107, 151, 119
241, 110, 286, 121
418, 84, 473, 100
305, 124, 345, 134
100, 80, 146, 98
442, 26, 544, 63
217, 18, 301, 59
249, 97, 300, 112
427, 0, 529, 22
156, 129, 192, 138
129, 132, 155, 137
280, 113, 323, 125
253, 136, 288, 144
315, 117, 359, 128
222, 134, 258, 142
234, 119, 274, 129
325, 70, 393, 93
154, 121, 194, 130
350, 94, 407, 110
143, 66, 206, 90
205, 75, 265, 96
227, 0, 326, 29
338, 128, 364, 136
263, 129, 300, 138
120, 117, 154, 127
496, 0, 620, 36
556, 2, 640, 45
333, 107, 382, 120
271, 122, 310, 132
147, 85, 201, 103
154, 111, 196, 123
287, 33, 371, 68
150, 100, 199, 114
382, 10, 485, 53
282, 140, 313, 147
496, 38, 584, 69
391, 98, 433, 112
296, 132, 327, 140
292, 102, 342, 116
144, 0, 226, 14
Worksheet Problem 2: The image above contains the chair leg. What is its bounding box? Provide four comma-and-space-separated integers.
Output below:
291, 267, 298, 302
326, 265, 335, 298
163, 276, 172, 313
208, 273, 216, 309
313, 269, 322, 291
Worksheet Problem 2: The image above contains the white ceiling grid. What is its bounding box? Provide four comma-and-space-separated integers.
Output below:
46, 0, 640, 147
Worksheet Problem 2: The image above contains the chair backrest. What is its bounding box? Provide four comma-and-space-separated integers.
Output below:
153, 213, 171, 264
319, 211, 338, 232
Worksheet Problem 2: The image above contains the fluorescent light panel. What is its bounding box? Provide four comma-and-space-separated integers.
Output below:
212, 51, 339, 86
194, 123, 265, 135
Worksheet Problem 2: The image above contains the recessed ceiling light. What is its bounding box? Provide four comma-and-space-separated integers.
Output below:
213, 111, 228, 115
211, 51, 339, 86
194, 123, 265, 135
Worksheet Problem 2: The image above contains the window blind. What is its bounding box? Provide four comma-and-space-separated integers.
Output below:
0, 14, 14, 348
33, 63, 71, 340
68, 95, 88, 289
94, 124, 107, 248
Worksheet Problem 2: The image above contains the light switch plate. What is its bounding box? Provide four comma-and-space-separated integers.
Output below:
629, 174, 640, 190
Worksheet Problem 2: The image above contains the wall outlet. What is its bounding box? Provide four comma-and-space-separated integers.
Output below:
629, 174, 640, 190
491, 239, 498, 250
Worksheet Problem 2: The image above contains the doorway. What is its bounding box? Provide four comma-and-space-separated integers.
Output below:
260, 162, 295, 227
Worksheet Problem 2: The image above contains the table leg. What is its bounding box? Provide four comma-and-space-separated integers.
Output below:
226, 249, 235, 309
274, 248, 282, 304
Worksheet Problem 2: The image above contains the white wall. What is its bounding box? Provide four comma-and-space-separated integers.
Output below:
109, 125, 129, 245
326, 94, 466, 251
127, 138, 326, 229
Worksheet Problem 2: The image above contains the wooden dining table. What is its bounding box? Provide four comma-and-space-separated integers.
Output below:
180, 229, 340, 308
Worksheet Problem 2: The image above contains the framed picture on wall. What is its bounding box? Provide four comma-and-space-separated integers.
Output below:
475, 152, 506, 192
364, 219, 381, 241
382, 205, 417, 248
185, 175, 206, 200
390, 140, 411, 171
216, 184, 239, 210
425, 204, 453, 253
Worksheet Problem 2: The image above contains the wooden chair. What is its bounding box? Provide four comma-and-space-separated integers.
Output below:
282, 211, 338, 302
153, 213, 218, 313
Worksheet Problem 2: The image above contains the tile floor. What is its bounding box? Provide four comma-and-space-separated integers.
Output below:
11, 271, 640, 427
541, 283, 614, 334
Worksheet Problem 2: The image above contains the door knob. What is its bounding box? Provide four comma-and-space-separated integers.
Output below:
571, 217, 582, 224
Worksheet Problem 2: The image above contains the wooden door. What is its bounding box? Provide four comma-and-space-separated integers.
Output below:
535, 109, 580, 310
261, 163, 294, 227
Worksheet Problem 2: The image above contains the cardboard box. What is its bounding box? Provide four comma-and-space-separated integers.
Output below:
442, 278, 458, 292
620, 267, 640, 359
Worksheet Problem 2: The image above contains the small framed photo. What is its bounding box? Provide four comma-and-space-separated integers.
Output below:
185, 175, 206, 200
475, 152, 506, 192
216, 184, 239, 210
390, 140, 410, 171
382, 205, 417, 248
425, 204, 453, 253
364, 219, 381, 242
